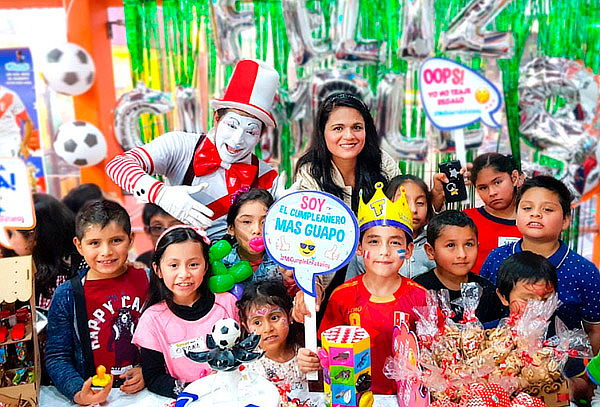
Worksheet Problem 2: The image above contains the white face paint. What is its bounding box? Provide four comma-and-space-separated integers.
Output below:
215, 112, 263, 163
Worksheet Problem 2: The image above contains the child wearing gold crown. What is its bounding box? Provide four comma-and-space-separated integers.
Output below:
297, 182, 430, 395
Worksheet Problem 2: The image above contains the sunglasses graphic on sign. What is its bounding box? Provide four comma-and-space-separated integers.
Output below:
299, 240, 316, 257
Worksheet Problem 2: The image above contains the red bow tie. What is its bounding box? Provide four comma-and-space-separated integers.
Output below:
193, 137, 258, 193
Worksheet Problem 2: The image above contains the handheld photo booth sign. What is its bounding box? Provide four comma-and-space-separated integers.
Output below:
264, 191, 358, 380
264, 191, 359, 296
0, 158, 35, 248
419, 57, 503, 130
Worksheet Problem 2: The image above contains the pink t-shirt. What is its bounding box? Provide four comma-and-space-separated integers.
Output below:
132, 293, 239, 383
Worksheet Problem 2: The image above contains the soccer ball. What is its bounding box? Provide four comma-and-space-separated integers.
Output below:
211, 318, 241, 349
54, 121, 107, 167
42, 43, 95, 95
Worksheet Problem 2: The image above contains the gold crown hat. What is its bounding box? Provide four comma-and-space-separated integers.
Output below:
357, 182, 413, 240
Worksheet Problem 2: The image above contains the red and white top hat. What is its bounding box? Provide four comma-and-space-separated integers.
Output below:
211, 59, 280, 128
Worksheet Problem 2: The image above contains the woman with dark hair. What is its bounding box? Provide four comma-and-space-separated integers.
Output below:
294, 92, 400, 212
294, 93, 400, 298
7, 193, 81, 311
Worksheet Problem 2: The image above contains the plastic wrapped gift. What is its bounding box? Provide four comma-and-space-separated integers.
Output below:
389, 285, 591, 407
384, 321, 429, 407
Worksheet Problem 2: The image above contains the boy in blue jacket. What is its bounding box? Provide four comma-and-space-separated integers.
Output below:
46, 200, 149, 404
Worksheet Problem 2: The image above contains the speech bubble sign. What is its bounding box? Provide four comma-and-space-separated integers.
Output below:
419, 57, 503, 130
264, 191, 358, 297
0, 158, 36, 249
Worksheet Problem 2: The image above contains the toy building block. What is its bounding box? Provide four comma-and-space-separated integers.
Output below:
321, 326, 372, 407
92, 365, 111, 389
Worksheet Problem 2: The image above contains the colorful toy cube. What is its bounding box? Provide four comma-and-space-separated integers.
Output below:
321, 326, 372, 407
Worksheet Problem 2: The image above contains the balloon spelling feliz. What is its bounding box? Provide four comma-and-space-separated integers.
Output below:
106, 59, 283, 241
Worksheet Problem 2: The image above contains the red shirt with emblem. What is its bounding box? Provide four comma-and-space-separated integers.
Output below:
84, 266, 149, 376
463, 207, 522, 274
318, 275, 429, 395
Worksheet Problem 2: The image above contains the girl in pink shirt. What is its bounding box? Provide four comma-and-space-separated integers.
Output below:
133, 226, 238, 398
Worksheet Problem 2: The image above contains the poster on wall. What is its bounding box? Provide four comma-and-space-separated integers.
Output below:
0, 48, 45, 191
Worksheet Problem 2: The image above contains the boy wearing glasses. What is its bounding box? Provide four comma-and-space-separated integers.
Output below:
136, 203, 181, 268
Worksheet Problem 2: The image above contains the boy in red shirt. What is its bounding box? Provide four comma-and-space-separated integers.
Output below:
298, 182, 429, 395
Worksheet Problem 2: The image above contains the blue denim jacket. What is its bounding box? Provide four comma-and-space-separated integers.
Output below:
45, 269, 95, 401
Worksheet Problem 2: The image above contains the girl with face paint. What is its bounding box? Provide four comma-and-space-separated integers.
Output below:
237, 280, 311, 403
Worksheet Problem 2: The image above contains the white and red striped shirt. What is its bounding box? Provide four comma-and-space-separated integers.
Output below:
106, 131, 278, 240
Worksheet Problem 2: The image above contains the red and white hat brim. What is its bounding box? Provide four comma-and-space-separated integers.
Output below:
210, 99, 276, 128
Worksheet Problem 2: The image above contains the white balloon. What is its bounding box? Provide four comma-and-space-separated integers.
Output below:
54, 121, 107, 167
42, 43, 95, 96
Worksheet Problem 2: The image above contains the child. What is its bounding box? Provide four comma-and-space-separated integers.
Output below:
389, 175, 436, 278
132, 225, 238, 398
223, 188, 281, 283
136, 203, 181, 268
464, 153, 522, 273
496, 251, 590, 399
7, 193, 81, 312
299, 182, 429, 395
46, 200, 147, 405
345, 175, 436, 280
237, 280, 309, 402
496, 251, 558, 321
414, 210, 505, 324
481, 175, 600, 352
62, 183, 104, 215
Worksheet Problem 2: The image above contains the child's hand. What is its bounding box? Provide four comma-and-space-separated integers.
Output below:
291, 285, 323, 323
297, 348, 322, 374
431, 172, 448, 212
279, 267, 294, 282
431, 164, 471, 211
464, 162, 473, 185
74, 376, 113, 405
119, 367, 144, 394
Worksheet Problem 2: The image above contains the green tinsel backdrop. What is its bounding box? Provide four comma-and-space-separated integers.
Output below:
121, 0, 600, 249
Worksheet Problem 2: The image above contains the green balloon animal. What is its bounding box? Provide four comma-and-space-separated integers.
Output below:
208, 239, 253, 300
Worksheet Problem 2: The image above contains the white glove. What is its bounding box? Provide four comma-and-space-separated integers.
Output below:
271, 171, 300, 200
155, 183, 214, 229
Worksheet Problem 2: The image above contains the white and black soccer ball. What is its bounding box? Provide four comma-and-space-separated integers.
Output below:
54, 121, 107, 167
42, 43, 95, 96
211, 318, 241, 349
